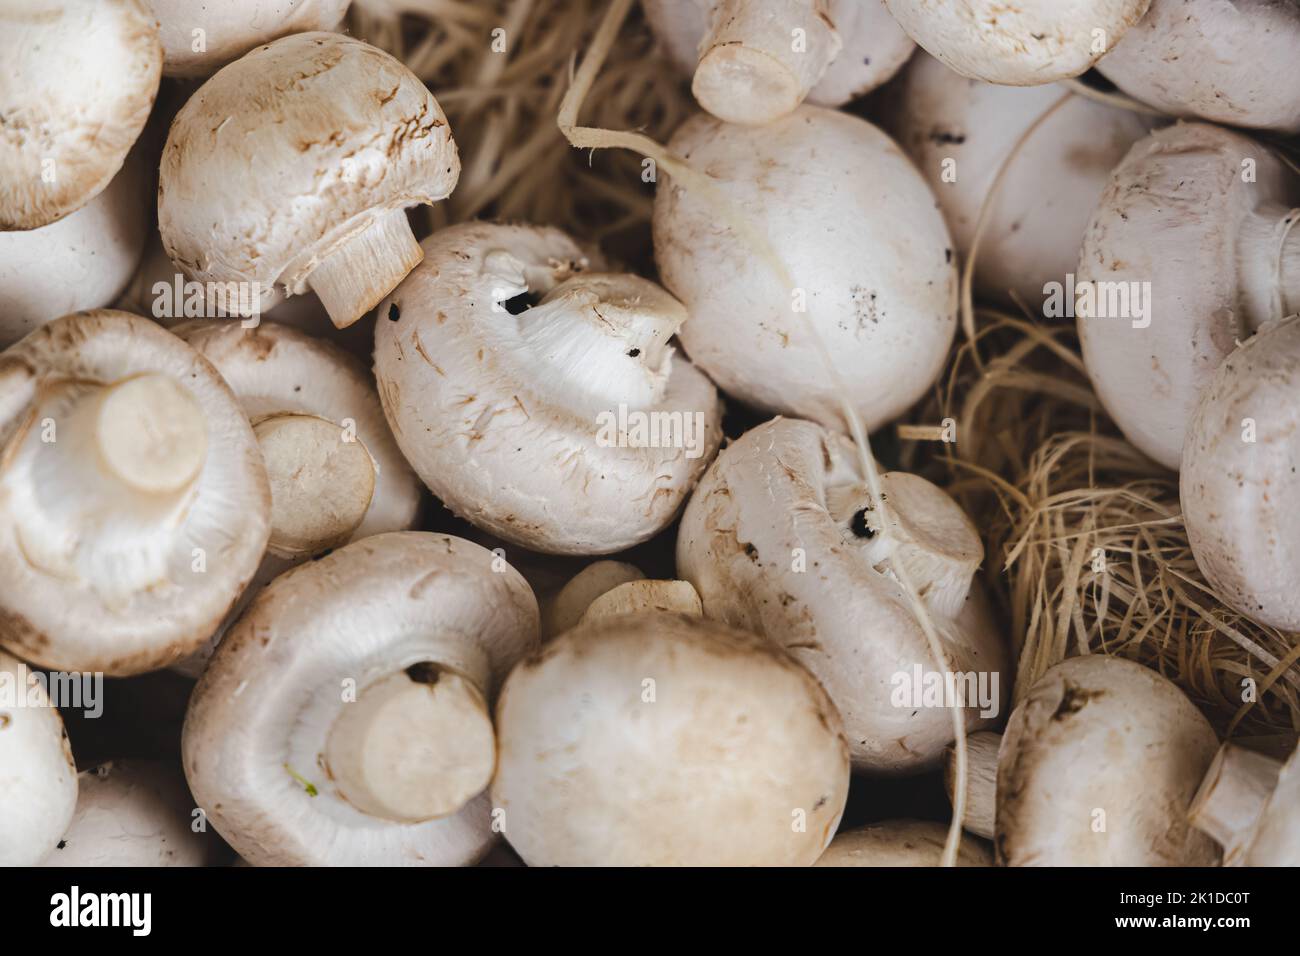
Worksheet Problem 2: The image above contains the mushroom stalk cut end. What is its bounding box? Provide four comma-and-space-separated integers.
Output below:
95, 374, 209, 495
325, 666, 496, 823
308, 208, 424, 329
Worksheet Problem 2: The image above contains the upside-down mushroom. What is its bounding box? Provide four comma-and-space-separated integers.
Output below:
491, 612, 850, 865
159, 32, 460, 328
184, 532, 538, 866
375, 221, 722, 555
677, 417, 1009, 771
0, 310, 270, 675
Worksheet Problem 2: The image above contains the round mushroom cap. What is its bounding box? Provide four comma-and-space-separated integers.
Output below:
158, 32, 459, 317
0, 149, 149, 347
814, 819, 992, 866
1078, 122, 1300, 471
677, 417, 1009, 772
881, 0, 1150, 86
40, 759, 225, 867
375, 221, 722, 555
1181, 315, 1300, 630
491, 612, 850, 866
0, 0, 161, 229
148, 0, 352, 77
183, 532, 539, 866
0, 649, 79, 866
996, 655, 1220, 866
1097, 0, 1300, 133
888, 52, 1151, 307
643, 0, 914, 113
653, 105, 956, 434
0, 310, 271, 675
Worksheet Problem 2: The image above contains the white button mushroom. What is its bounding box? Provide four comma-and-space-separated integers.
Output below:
996, 655, 1220, 866
944, 730, 1000, 840
814, 819, 992, 866
0, 310, 271, 675
881, 0, 1150, 86
158, 32, 461, 329
887, 52, 1150, 307
1181, 315, 1300, 630
183, 532, 539, 866
642, 0, 914, 125
41, 759, 225, 867
541, 560, 647, 638
653, 105, 956, 434
0, 151, 149, 348
1078, 123, 1300, 471
1240, 741, 1300, 866
1187, 741, 1287, 866
1096, 0, 1300, 133
0, 0, 162, 229
0, 649, 79, 866
491, 611, 850, 865
677, 417, 1009, 771
147, 0, 352, 77
375, 221, 723, 555
579, 579, 703, 624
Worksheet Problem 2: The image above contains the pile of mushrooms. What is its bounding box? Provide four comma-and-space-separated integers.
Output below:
3, 0, 1299, 874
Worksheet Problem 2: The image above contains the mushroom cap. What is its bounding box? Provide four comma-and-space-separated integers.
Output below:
148, 0, 352, 77
814, 819, 992, 866
175, 319, 421, 547
542, 560, 646, 638
996, 655, 1220, 866
881, 0, 1150, 86
653, 105, 956, 434
643, 0, 915, 111
491, 611, 850, 866
1181, 315, 1300, 630
40, 759, 225, 866
158, 32, 459, 306
375, 221, 722, 555
0, 649, 79, 866
183, 532, 539, 866
1078, 122, 1300, 470
0, 310, 270, 675
677, 417, 1009, 772
0, 148, 149, 347
0, 0, 161, 229
1097, 0, 1300, 133
1244, 741, 1300, 866
888, 53, 1150, 307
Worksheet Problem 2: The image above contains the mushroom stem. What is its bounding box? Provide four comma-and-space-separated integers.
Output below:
1240, 203, 1300, 324
515, 273, 687, 409
252, 413, 377, 559
308, 208, 424, 329
325, 663, 496, 823
944, 731, 999, 841
692, 0, 842, 125
1188, 743, 1283, 866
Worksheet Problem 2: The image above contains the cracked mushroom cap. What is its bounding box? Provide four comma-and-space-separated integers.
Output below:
1181, 315, 1300, 630
0, 649, 78, 866
0, 148, 149, 347
881, 0, 1149, 86
148, 0, 352, 77
1097, 0, 1300, 133
491, 611, 850, 866
0, 0, 161, 230
653, 105, 956, 435
642, 0, 914, 124
183, 532, 539, 866
375, 221, 722, 555
814, 819, 992, 866
0, 310, 270, 675
677, 417, 1009, 772
1078, 123, 1300, 471
158, 32, 460, 328
887, 52, 1150, 307
996, 655, 1220, 866
41, 759, 224, 866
